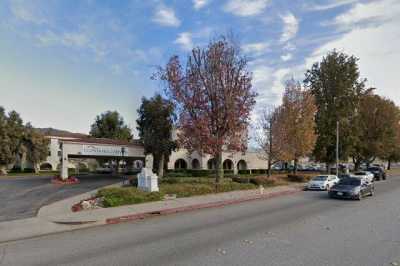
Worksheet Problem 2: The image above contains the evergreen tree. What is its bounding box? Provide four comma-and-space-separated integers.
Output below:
304, 50, 365, 170
90, 111, 133, 141
23, 124, 50, 173
136, 94, 176, 178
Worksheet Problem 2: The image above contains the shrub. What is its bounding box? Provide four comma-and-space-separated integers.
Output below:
9, 166, 22, 173
189, 169, 214, 177
238, 170, 251, 175
97, 187, 163, 207
165, 171, 189, 178
23, 168, 35, 173
231, 176, 251, 184
129, 176, 138, 186
287, 174, 311, 183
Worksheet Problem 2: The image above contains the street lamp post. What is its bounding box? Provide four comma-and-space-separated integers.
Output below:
336, 121, 339, 177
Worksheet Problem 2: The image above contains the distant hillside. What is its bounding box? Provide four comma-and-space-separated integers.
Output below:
36, 128, 88, 138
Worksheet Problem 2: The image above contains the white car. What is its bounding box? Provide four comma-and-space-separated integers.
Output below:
306, 175, 340, 191
352, 171, 374, 183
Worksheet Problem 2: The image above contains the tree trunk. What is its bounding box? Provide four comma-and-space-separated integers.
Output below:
0, 165, 7, 176
388, 159, 392, 170
215, 152, 223, 184
326, 163, 330, 174
267, 159, 272, 177
294, 158, 298, 174
158, 153, 165, 178
268, 119, 273, 177
34, 163, 39, 174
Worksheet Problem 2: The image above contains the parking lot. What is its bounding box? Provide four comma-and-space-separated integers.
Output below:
0, 174, 123, 222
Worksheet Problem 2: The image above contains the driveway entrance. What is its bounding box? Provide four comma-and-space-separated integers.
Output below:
0, 174, 123, 222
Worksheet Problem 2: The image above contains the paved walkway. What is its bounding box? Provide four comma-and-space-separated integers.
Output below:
0, 183, 302, 243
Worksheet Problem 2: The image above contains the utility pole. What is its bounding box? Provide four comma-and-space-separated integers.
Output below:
336, 121, 339, 177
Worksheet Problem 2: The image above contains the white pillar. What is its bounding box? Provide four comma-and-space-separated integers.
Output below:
61, 146, 68, 180
233, 161, 238, 175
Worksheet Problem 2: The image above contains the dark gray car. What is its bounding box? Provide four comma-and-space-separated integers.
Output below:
329, 178, 374, 200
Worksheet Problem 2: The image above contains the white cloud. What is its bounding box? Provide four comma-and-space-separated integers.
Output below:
242, 42, 269, 56
152, 4, 181, 27
62, 32, 89, 47
280, 12, 299, 43
305, 0, 358, 11
224, 0, 270, 17
281, 53, 292, 61
306, 0, 400, 105
193, 0, 210, 10
36, 31, 89, 48
175, 32, 193, 51
330, 0, 400, 30
9, 0, 47, 24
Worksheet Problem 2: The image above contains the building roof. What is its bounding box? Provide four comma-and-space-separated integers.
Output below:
61, 137, 143, 147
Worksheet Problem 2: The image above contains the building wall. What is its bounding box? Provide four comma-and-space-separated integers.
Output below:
168, 148, 268, 173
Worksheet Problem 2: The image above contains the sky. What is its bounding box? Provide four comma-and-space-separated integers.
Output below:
0, 0, 399, 135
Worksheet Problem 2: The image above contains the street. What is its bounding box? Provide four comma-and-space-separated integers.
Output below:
0, 175, 123, 222
1, 177, 399, 266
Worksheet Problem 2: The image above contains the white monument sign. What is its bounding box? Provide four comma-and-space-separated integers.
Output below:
137, 168, 159, 192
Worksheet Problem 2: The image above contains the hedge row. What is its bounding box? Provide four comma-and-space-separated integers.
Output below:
165, 169, 235, 178
165, 169, 280, 178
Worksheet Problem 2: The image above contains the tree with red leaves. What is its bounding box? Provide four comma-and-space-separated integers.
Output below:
159, 36, 257, 183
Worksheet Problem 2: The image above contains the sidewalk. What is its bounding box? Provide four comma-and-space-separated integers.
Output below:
0, 184, 303, 243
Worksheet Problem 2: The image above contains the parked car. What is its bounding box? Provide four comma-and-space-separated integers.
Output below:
367, 166, 386, 181
329, 177, 374, 200
353, 171, 374, 183
306, 175, 340, 190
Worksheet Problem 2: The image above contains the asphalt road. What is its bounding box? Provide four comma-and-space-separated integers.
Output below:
0, 175, 123, 222
1, 177, 400, 266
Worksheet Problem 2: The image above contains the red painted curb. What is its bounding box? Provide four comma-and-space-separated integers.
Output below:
106, 188, 301, 225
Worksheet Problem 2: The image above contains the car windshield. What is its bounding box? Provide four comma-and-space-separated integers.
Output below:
338, 179, 361, 186
312, 176, 328, 181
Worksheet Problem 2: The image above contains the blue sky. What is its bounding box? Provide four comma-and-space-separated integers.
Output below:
1, 0, 399, 135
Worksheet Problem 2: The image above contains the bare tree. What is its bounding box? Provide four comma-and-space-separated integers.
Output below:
255, 106, 284, 177
159, 36, 257, 184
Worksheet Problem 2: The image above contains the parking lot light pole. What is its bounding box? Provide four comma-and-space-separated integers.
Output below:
336, 121, 339, 177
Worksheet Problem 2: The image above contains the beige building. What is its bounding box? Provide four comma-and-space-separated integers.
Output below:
168, 148, 267, 174
14, 128, 269, 176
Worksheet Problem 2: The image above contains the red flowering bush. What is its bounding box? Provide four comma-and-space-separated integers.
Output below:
51, 176, 80, 185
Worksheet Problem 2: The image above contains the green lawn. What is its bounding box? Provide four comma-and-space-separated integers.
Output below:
96, 175, 303, 208
97, 178, 260, 208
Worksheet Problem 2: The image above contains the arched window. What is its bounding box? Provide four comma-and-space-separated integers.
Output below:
192, 159, 200, 169
223, 159, 234, 170
237, 160, 247, 170
174, 159, 188, 169
40, 163, 53, 171
133, 160, 144, 169
207, 158, 217, 170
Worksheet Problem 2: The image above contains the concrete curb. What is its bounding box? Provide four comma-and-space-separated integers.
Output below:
106, 188, 301, 225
